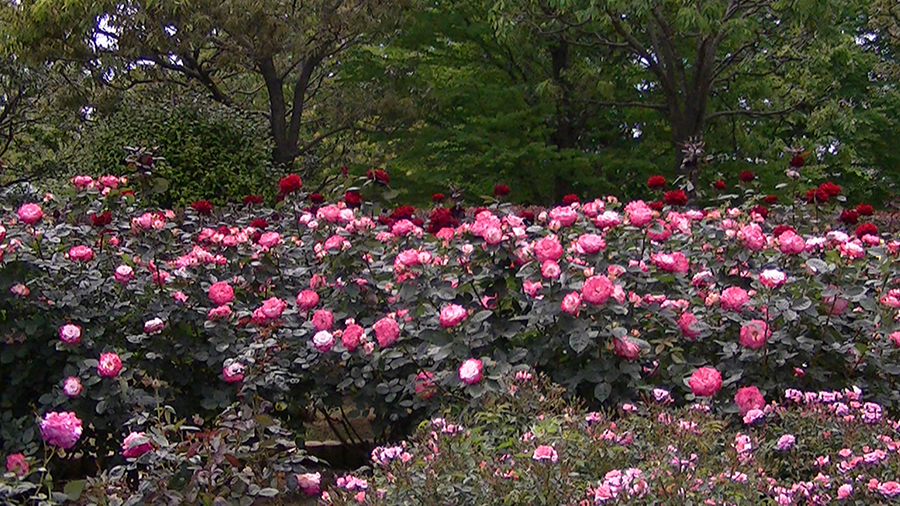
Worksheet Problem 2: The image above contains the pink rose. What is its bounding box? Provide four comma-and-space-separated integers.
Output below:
837, 484, 852, 500
734, 386, 766, 415
296, 289, 320, 310
720, 286, 750, 311
881, 289, 900, 308
313, 330, 335, 352
879, 481, 900, 497
373, 317, 400, 347
594, 211, 621, 229
778, 231, 806, 255
561, 292, 582, 315
68, 245, 94, 261
576, 233, 606, 254
17, 203, 42, 225
738, 223, 766, 251
650, 252, 689, 273
10, 283, 29, 297
532, 445, 559, 462
312, 309, 334, 331
533, 235, 563, 263
143, 317, 164, 334
415, 371, 436, 399
121, 432, 153, 458
758, 269, 786, 288
207, 305, 232, 321
689, 367, 722, 397
223, 362, 244, 383
523, 280, 543, 298
59, 324, 81, 344
342, 324, 364, 351
253, 297, 286, 323
63, 376, 82, 397
99, 175, 120, 188
613, 337, 640, 360
98, 352, 123, 377
459, 358, 483, 385
114, 265, 134, 283
40, 411, 83, 449
439, 304, 467, 328
296, 472, 322, 496
258, 231, 281, 248
624, 200, 653, 227
582, 275, 613, 305
739, 320, 770, 349
208, 281, 234, 305
540, 260, 561, 279
677, 312, 701, 340
5, 453, 28, 477
549, 206, 578, 227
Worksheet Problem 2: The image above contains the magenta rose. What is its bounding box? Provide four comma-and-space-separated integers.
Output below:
68, 245, 94, 261
208, 281, 234, 305
40, 411, 83, 449
258, 231, 282, 248
97, 352, 123, 378
582, 275, 613, 305
651, 252, 689, 273
533, 235, 563, 263
458, 358, 483, 385
58, 324, 81, 344
62, 376, 82, 398
734, 386, 766, 415
222, 362, 244, 383
689, 367, 722, 397
121, 432, 153, 458
624, 200, 653, 227
253, 297, 286, 323
311, 309, 334, 331
439, 304, 467, 328
677, 312, 701, 340
5, 453, 28, 477
17, 203, 42, 225
720, 286, 750, 312
739, 320, 770, 349
342, 324, 364, 351
373, 317, 400, 347
540, 260, 561, 279
296, 289, 320, 310
207, 305, 232, 321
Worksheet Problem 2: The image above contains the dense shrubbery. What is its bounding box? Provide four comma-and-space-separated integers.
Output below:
324, 374, 900, 505
2, 168, 900, 502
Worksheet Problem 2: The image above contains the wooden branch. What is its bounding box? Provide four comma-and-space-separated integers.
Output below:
586, 99, 667, 111
706, 102, 802, 121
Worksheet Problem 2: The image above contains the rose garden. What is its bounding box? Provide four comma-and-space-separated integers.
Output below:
0, 163, 898, 505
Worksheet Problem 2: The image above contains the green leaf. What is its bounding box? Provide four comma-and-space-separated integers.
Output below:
64, 480, 86, 501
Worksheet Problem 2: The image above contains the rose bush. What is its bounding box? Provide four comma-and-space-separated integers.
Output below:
1, 168, 900, 497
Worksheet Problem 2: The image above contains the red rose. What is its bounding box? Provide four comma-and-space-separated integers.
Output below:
789, 154, 805, 168
390, 205, 416, 220
750, 205, 768, 219
344, 190, 362, 208
427, 207, 459, 234
278, 174, 303, 194
520, 211, 534, 222
493, 184, 511, 197
250, 218, 268, 229
647, 175, 666, 190
739, 171, 755, 183
819, 181, 842, 198
772, 225, 795, 237
714, 180, 726, 190
367, 169, 390, 185
243, 195, 263, 205
309, 193, 325, 204
562, 194, 580, 204
856, 203, 874, 216
648, 201, 664, 211
662, 190, 687, 206
763, 195, 778, 205
839, 209, 858, 225
432, 193, 446, 203
855, 222, 878, 238
90, 211, 112, 227
191, 200, 213, 215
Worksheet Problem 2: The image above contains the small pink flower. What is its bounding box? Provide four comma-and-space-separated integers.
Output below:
296, 472, 321, 496
879, 481, 900, 497
837, 483, 853, 499
739, 320, 770, 349
311, 309, 334, 331
10, 283, 29, 297
252, 297, 286, 323
532, 445, 559, 462
576, 233, 606, 254
114, 265, 134, 283
778, 230, 806, 255
121, 432, 153, 458
144, 317, 165, 334
68, 245, 94, 261
373, 317, 400, 347
613, 337, 640, 360
207, 305, 232, 321
5, 453, 28, 477
561, 292, 581, 315
58, 324, 81, 344
313, 330, 335, 352
689, 367, 722, 397
650, 251, 689, 273
63, 376, 82, 397
208, 281, 234, 305
223, 362, 244, 383
98, 352, 123, 378
40, 412, 83, 449
759, 269, 786, 288
523, 280, 543, 298
439, 304, 467, 328
296, 290, 320, 310
258, 231, 282, 248
17, 203, 42, 224
677, 312, 701, 340
459, 358, 483, 384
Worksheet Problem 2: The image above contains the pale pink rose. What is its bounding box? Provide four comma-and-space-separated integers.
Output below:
458, 358, 483, 385
890, 332, 900, 347
778, 231, 806, 255
317, 205, 341, 223
837, 484, 852, 500
439, 304, 467, 328
296, 472, 322, 496
738, 223, 766, 251
625, 200, 653, 227
208, 281, 234, 305
734, 386, 766, 415
313, 330, 335, 352
561, 292, 581, 315
59, 324, 81, 344
540, 260, 561, 279
533, 235, 563, 262
255, 297, 287, 322
879, 481, 900, 497
17, 203, 42, 225
613, 337, 639, 360
594, 211, 621, 229
720, 286, 750, 311
373, 317, 400, 347
582, 275, 613, 305
114, 264, 134, 283
222, 362, 244, 383
5, 453, 28, 477
258, 231, 281, 248
759, 269, 786, 288
144, 317, 164, 334
482, 226, 503, 245
532, 445, 559, 462
823, 288, 849, 315
650, 252, 689, 273
342, 324, 364, 351
121, 432, 153, 458
98, 352, 123, 377
594, 484, 614, 502
677, 312, 701, 340
99, 175, 119, 188
839, 241, 865, 259
207, 305, 232, 320
689, 367, 722, 397
10, 283, 29, 297
63, 376, 82, 397
71, 175, 94, 189
576, 233, 606, 254
311, 309, 334, 331
739, 320, 770, 349
523, 280, 543, 298
68, 245, 94, 261
391, 219, 417, 236
549, 206, 578, 227
881, 289, 900, 308
40, 412, 82, 449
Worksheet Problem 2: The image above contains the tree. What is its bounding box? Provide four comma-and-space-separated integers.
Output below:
8, 0, 405, 170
